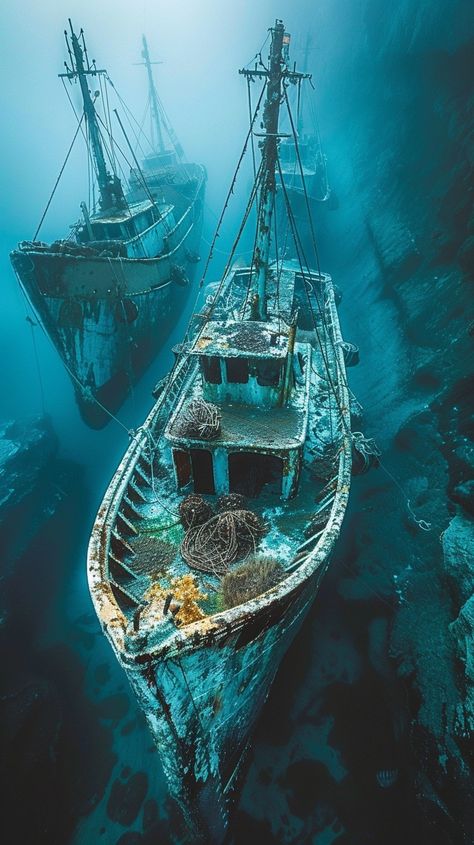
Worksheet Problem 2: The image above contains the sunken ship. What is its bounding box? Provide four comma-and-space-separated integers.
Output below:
88, 20, 353, 843
10, 23, 206, 428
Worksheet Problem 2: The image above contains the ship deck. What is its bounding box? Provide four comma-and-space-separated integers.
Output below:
106, 327, 339, 633
111, 458, 328, 621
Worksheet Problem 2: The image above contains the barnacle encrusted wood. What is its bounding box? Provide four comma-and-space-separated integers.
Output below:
311, 440, 341, 480
174, 398, 221, 439
180, 509, 266, 575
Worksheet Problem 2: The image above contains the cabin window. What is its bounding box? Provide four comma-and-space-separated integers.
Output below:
190, 449, 215, 494
133, 214, 145, 233
107, 223, 122, 239
255, 358, 282, 387
225, 357, 249, 384
92, 224, 105, 240
202, 356, 222, 384
228, 452, 283, 498
173, 449, 191, 488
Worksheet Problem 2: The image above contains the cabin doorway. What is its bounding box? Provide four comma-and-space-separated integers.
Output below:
190, 449, 215, 494
173, 449, 191, 488
228, 452, 283, 498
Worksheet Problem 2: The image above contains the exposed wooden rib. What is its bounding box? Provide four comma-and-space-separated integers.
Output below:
122, 495, 143, 520
135, 464, 151, 487
110, 579, 139, 608
127, 479, 148, 504
117, 511, 139, 537
108, 552, 138, 580
111, 530, 135, 558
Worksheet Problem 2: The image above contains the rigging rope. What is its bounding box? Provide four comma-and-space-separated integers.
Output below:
147, 90, 266, 428
240, 162, 266, 320
26, 317, 46, 415
283, 86, 323, 281
106, 75, 155, 152
379, 460, 432, 531
247, 77, 257, 181
198, 82, 266, 291
275, 153, 344, 439
33, 111, 85, 241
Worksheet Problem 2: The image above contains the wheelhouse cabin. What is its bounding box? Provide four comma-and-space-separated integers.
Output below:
165, 315, 312, 502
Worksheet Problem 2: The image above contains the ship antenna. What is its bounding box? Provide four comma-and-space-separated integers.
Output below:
59, 20, 125, 212
240, 20, 310, 321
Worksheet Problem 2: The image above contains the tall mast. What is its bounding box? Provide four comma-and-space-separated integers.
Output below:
240, 20, 310, 321
141, 35, 165, 155
298, 33, 311, 136
60, 20, 124, 211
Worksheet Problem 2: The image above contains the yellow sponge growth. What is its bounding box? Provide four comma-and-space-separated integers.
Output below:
145, 574, 208, 627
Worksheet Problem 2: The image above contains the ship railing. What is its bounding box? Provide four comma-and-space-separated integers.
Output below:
293, 273, 352, 567
87, 353, 195, 652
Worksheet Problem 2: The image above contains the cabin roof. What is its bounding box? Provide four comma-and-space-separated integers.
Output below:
91, 200, 171, 225
279, 163, 316, 177
190, 320, 289, 360
166, 340, 312, 451
167, 402, 307, 451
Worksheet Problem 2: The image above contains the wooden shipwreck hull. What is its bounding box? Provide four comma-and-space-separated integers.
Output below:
11, 168, 205, 428
87, 265, 352, 842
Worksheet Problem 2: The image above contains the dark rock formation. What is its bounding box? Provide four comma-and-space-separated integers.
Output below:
0, 415, 117, 844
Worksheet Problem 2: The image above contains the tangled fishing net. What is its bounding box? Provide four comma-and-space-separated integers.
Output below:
179, 494, 214, 530
216, 492, 248, 512
174, 398, 221, 440
181, 509, 266, 576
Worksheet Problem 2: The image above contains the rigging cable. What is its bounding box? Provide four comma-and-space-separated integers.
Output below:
149, 89, 267, 418
247, 77, 257, 181
198, 82, 266, 291
275, 153, 341, 442
103, 75, 117, 170
26, 316, 46, 415
106, 75, 155, 152
283, 86, 323, 281
33, 111, 85, 241
240, 159, 266, 319
277, 90, 341, 405
282, 92, 430, 530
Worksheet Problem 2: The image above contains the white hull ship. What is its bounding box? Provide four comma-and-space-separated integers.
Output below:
11, 25, 206, 428
88, 21, 353, 843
